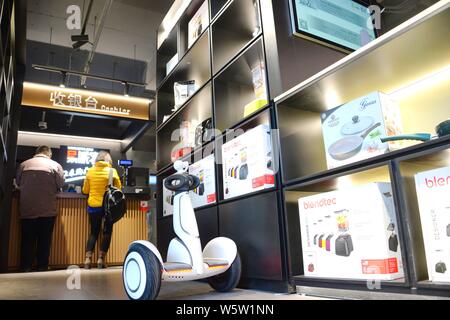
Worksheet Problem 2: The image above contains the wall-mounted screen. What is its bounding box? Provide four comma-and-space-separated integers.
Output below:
60, 146, 107, 184
289, 0, 377, 53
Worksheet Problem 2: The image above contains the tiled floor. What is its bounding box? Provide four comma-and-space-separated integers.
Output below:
0, 267, 325, 300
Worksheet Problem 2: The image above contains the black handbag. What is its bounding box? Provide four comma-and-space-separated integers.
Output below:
103, 168, 127, 224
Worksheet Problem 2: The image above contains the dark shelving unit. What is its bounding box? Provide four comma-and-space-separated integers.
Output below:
156, 0, 290, 292
274, 2, 450, 297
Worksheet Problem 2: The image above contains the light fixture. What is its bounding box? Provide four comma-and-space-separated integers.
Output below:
123, 82, 130, 97
59, 72, 67, 88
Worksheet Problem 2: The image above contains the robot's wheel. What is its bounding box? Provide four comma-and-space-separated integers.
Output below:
123, 243, 161, 300
208, 253, 241, 292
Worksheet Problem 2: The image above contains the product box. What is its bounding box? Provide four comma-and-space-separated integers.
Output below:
188, 1, 208, 49
414, 166, 450, 283
298, 183, 404, 280
173, 80, 197, 110
188, 154, 216, 209
244, 61, 268, 117
222, 124, 274, 200
166, 53, 178, 76
321, 91, 403, 169
162, 177, 175, 217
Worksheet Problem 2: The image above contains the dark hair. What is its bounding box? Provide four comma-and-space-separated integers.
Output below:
36, 145, 52, 157
95, 151, 112, 164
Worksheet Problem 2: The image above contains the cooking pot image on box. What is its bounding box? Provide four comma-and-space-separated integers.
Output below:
335, 234, 353, 257
435, 262, 447, 273
328, 122, 381, 161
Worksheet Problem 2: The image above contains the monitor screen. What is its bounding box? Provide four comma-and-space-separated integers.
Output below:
290, 0, 377, 52
60, 146, 107, 184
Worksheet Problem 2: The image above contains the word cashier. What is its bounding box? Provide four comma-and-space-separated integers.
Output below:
100, 105, 131, 116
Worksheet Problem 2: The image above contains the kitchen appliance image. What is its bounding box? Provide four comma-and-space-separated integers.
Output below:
381, 119, 450, 144
193, 170, 205, 196
335, 234, 354, 257
335, 209, 349, 232
314, 234, 319, 245
194, 118, 213, 147
308, 263, 315, 272
321, 91, 403, 169
239, 164, 249, 180
318, 234, 326, 248
436, 262, 447, 274
188, 154, 216, 209
326, 234, 334, 251
387, 222, 399, 252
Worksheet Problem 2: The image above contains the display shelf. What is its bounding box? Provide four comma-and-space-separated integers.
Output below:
274, 2, 450, 184
394, 145, 450, 291
156, 83, 213, 170
156, 29, 211, 113
211, 0, 261, 75
283, 163, 411, 287
213, 36, 268, 132
210, 0, 230, 22
156, 26, 178, 86
293, 276, 409, 291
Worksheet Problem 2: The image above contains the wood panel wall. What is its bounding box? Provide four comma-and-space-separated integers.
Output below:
8, 195, 148, 270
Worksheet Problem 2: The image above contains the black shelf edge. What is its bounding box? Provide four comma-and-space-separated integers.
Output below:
417, 280, 450, 291
282, 135, 450, 189
156, 27, 210, 92
293, 275, 409, 289
210, 0, 234, 26
212, 32, 263, 80
156, 79, 211, 132
217, 185, 279, 205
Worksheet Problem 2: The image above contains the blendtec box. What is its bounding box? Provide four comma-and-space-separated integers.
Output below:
321, 91, 403, 169
222, 124, 274, 200
415, 166, 450, 283
188, 154, 216, 209
298, 183, 404, 280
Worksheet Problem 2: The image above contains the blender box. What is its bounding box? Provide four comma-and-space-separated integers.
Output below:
321, 91, 403, 169
188, 154, 217, 209
298, 183, 404, 280
222, 124, 274, 200
188, 1, 208, 48
162, 177, 175, 217
414, 166, 450, 283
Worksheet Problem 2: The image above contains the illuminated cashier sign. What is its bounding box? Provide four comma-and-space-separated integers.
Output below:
22, 82, 151, 120
63, 146, 99, 183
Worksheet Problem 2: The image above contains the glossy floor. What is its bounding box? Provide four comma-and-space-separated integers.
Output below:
0, 267, 324, 300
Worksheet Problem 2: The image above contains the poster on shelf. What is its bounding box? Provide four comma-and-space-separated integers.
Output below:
321, 91, 403, 170
188, 1, 208, 49
298, 182, 404, 280
222, 124, 274, 200
162, 177, 175, 217
415, 166, 450, 283
188, 154, 216, 209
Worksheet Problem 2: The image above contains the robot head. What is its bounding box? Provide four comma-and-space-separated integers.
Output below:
174, 160, 189, 173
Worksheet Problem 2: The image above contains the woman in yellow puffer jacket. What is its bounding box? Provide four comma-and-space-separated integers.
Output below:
82, 151, 122, 269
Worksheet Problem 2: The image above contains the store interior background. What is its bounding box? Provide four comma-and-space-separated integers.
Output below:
0, 0, 449, 300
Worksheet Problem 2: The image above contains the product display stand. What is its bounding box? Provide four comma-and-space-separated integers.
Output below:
275, 2, 450, 297
156, 0, 290, 292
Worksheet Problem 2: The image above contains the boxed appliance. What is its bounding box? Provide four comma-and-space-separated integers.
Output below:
166, 53, 178, 75
222, 124, 274, 200
298, 183, 404, 280
321, 91, 403, 169
414, 166, 450, 282
162, 177, 175, 217
188, 154, 216, 209
170, 121, 194, 163
188, 1, 208, 49
243, 61, 268, 118
173, 80, 197, 109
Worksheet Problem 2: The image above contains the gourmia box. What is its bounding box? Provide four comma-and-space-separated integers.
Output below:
188, 154, 216, 209
321, 91, 403, 169
298, 183, 404, 280
415, 166, 450, 282
222, 124, 274, 200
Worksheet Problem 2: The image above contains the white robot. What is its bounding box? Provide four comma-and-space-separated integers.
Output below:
122, 160, 241, 300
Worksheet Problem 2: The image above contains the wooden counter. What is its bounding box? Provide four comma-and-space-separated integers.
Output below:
8, 193, 148, 271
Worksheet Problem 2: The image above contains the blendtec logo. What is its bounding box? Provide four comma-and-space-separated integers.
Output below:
66, 5, 81, 30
